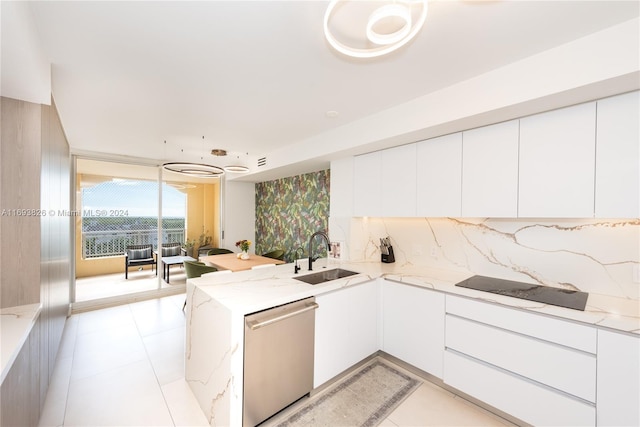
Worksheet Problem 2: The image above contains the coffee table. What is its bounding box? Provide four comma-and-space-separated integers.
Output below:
162, 255, 196, 283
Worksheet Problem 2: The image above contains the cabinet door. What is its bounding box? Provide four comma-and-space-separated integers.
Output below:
353, 151, 382, 217
597, 330, 640, 427
314, 281, 379, 387
330, 157, 354, 218
444, 350, 595, 426
416, 133, 462, 217
382, 280, 444, 378
381, 144, 417, 217
595, 91, 640, 218
462, 120, 519, 217
519, 102, 596, 217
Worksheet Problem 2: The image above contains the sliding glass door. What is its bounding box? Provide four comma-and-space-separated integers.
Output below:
72, 157, 220, 309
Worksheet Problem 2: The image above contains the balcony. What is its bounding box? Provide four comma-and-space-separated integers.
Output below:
82, 228, 185, 258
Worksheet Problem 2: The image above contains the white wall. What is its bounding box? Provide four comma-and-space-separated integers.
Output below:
222, 180, 256, 253
0, 1, 51, 104
248, 17, 639, 180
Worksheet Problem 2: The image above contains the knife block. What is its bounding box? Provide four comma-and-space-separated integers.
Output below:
381, 246, 395, 263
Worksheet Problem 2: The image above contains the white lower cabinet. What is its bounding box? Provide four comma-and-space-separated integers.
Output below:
596, 330, 640, 426
446, 315, 596, 402
314, 280, 379, 388
314, 280, 638, 426
444, 295, 596, 426
444, 350, 595, 426
382, 280, 444, 378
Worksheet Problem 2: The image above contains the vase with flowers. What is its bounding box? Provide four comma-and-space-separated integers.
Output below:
235, 239, 251, 260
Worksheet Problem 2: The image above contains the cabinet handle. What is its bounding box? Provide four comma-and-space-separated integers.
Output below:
246, 302, 319, 330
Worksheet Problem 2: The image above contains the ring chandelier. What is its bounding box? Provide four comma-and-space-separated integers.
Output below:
162, 162, 225, 178
162, 137, 250, 178
324, 0, 429, 58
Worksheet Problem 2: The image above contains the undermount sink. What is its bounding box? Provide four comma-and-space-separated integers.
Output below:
294, 268, 359, 285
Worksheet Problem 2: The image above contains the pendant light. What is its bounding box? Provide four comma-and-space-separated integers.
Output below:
224, 153, 250, 173
162, 162, 224, 177
162, 136, 225, 178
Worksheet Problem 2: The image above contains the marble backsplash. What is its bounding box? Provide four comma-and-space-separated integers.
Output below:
341, 217, 639, 300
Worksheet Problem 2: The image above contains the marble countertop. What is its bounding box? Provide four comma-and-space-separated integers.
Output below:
1, 303, 41, 384
190, 259, 640, 336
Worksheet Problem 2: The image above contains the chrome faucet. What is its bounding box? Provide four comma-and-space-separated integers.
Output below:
308, 230, 330, 271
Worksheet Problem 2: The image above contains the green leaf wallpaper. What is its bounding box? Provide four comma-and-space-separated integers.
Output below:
255, 170, 330, 262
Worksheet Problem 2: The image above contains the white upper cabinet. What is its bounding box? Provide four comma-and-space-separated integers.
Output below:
353, 151, 382, 217
330, 157, 354, 218
518, 102, 597, 217
595, 91, 639, 218
416, 133, 462, 217
462, 120, 519, 217
353, 144, 417, 217
381, 144, 416, 217
350, 92, 637, 219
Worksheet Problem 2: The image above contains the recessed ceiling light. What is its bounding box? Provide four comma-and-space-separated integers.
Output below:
325, 110, 339, 118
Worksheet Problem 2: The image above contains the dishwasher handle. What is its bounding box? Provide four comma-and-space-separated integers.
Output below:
246, 301, 319, 330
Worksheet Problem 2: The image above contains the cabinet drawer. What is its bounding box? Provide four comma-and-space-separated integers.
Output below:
446, 295, 596, 353
444, 350, 595, 427
446, 314, 595, 402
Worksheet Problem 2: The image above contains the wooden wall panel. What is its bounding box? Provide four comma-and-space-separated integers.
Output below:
0, 316, 41, 427
0, 96, 70, 425
0, 97, 42, 308
42, 99, 70, 382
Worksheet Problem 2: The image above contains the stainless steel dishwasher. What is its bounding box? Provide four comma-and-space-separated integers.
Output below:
243, 297, 318, 427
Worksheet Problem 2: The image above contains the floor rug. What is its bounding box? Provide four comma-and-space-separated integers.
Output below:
276, 358, 422, 427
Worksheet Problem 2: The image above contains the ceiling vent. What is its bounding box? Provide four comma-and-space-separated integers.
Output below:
257, 157, 267, 167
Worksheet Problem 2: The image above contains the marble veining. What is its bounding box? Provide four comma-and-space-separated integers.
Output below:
350, 217, 640, 300
186, 260, 638, 426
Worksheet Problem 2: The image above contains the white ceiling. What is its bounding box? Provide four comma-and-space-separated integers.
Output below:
23, 1, 640, 180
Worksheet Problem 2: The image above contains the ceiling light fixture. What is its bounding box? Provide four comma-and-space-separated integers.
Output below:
162, 162, 224, 178
323, 0, 428, 58
162, 136, 225, 178
224, 165, 250, 173
223, 153, 250, 173
211, 148, 227, 156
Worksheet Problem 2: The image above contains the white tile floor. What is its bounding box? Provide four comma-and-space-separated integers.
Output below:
75, 268, 185, 303
39, 294, 515, 427
38, 294, 209, 427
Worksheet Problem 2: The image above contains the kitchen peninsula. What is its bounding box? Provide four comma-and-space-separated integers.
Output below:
185, 260, 639, 427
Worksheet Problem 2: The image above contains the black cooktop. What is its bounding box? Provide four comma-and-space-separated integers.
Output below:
455, 275, 589, 311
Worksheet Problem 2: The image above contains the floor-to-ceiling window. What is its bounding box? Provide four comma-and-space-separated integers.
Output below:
72, 157, 220, 310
